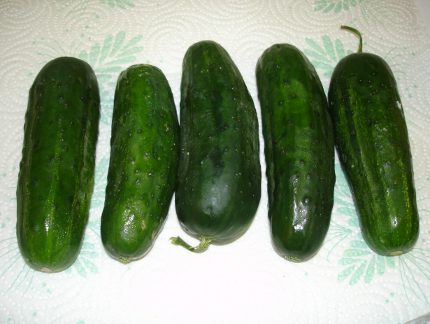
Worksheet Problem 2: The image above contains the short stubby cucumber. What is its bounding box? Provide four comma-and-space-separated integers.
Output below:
172, 40, 261, 252
328, 26, 419, 256
101, 64, 179, 263
256, 44, 335, 262
16, 57, 100, 272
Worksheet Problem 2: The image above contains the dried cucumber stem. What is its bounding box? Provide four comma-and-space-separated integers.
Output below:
170, 236, 212, 253
341, 25, 363, 53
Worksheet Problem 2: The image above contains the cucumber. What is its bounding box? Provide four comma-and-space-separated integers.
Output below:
16, 57, 100, 272
171, 41, 261, 252
328, 26, 419, 255
101, 64, 179, 263
256, 44, 335, 262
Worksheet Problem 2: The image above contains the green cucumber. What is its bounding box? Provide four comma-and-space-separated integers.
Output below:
171, 41, 261, 252
328, 26, 419, 255
101, 64, 179, 263
256, 44, 335, 262
16, 57, 100, 272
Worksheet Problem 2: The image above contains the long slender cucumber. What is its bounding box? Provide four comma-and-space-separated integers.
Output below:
101, 64, 179, 263
328, 26, 419, 255
17, 57, 100, 272
256, 44, 335, 261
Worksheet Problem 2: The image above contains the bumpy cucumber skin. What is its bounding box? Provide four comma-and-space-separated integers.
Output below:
101, 65, 179, 262
328, 53, 419, 256
16, 57, 100, 272
176, 41, 261, 245
256, 44, 335, 262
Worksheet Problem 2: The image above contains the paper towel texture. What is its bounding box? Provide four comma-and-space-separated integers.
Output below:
1, 1, 430, 323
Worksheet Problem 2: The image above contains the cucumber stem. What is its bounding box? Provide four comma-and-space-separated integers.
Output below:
170, 236, 212, 253
341, 25, 363, 53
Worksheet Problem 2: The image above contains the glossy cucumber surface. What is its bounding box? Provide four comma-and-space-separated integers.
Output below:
174, 41, 261, 250
328, 27, 419, 255
17, 57, 100, 272
101, 64, 179, 263
256, 44, 335, 261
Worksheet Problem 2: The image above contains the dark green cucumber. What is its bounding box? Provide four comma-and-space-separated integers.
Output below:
101, 64, 179, 263
256, 44, 335, 262
171, 40, 261, 252
17, 57, 100, 272
328, 26, 419, 255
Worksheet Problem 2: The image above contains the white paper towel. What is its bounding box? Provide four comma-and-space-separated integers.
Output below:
1, 1, 430, 323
